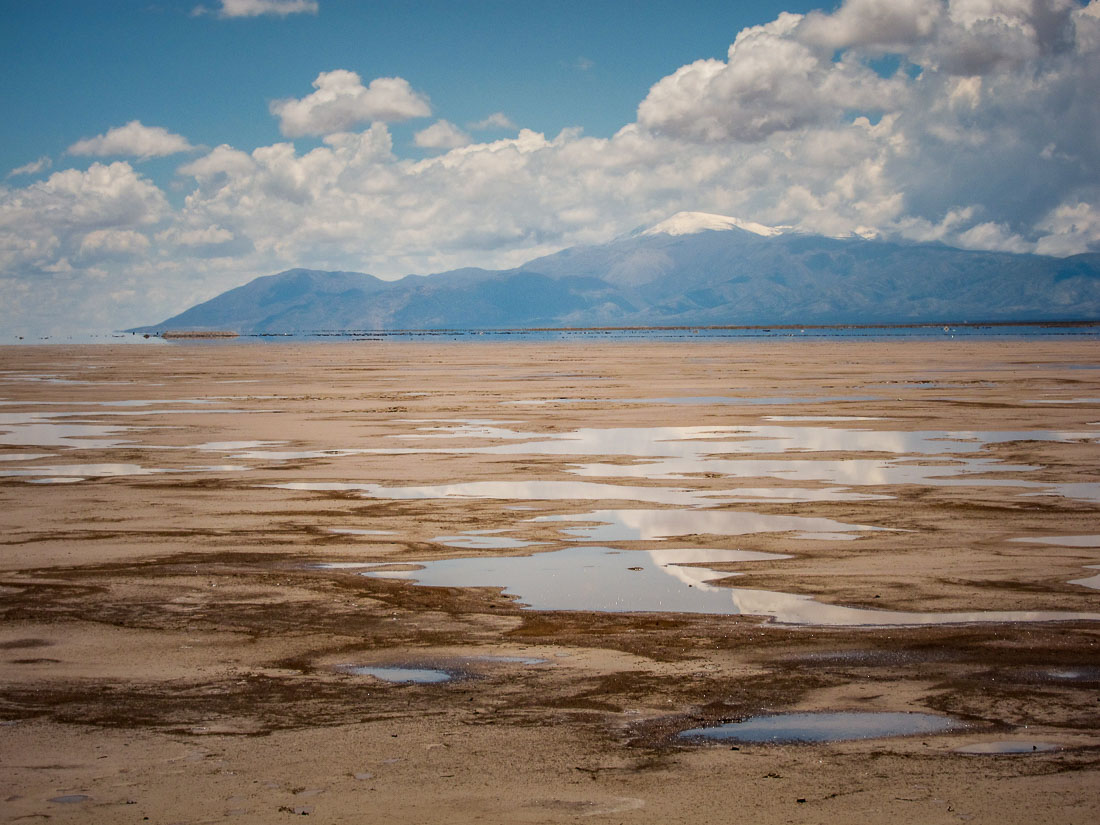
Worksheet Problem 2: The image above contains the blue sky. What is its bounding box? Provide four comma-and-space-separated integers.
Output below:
2, 0, 1099, 336
3, 1, 821, 184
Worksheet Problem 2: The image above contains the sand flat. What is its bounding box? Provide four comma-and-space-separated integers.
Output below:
1, 339, 1099, 823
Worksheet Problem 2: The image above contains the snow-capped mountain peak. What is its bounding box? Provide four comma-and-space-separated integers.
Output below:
641, 211, 782, 238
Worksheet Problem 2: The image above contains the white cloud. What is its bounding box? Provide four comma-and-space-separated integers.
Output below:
469, 112, 517, 131
797, 0, 943, 50
0, 162, 168, 279
164, 226, 235, 246
7, 157, 52, 178
78, 229, 152, 260
414, 120, 472, 150
178, 144, 258, 182
195, 0, 319, 17
954, 220, 1032, 252
269, 70, 431, 137
637, 13, 908, 142
1035, 201, 1100, 255
68, 121, 196, 160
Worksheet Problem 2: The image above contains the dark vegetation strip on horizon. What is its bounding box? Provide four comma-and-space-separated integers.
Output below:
149, 320, 1100, 338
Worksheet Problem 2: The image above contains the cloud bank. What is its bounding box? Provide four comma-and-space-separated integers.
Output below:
2, 0, 1098, 337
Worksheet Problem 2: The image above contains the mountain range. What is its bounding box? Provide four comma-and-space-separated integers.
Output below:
131, 212, 1100, 333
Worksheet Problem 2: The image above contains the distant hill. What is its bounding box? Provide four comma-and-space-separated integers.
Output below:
130, 212, 1100, 333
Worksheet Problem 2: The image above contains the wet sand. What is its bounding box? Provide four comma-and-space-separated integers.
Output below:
1, 339, 1099, 823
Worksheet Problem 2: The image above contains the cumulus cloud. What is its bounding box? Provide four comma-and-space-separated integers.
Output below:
469, 112, 517, 131
797, 0, 943, 50
0, 162, 168, 279
68, 121, 196, 160
195, 0, 319, 17
78, 229, 152, 260
414, 120, 472, 150
1035, 201, 1100, 255
637, 13, 909, 142
270, 70, 431, 137
7, 157, 52, 178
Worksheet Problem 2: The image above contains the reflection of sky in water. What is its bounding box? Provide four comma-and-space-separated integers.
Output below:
1009, 535, 1100, 547
534, 509, 877, 541
432, 530, 542, 549
328, 528, 397, 536
1020, 483, 1100, 503
339, 665, 452, 683
0, 413, 133, 449
955, 741, 1059, 754
566, 456, 1038, 487
1023, 398, 1100, 404
386, 421, 1097, 457
680, 712, 957, 743
0, 463, 246, 482
0, 399, 215, 407
274, 480, 735, 507
360, 544, 1100, 626
0, 407, 269, 450
1070, 566, 1100, 590
367, 421, 1096, 501
504, 395, 881, 406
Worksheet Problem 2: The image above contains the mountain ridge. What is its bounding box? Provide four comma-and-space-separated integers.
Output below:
130, 214, 1100, 333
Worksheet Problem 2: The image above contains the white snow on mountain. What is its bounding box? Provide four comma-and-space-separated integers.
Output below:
642, 211, 783, 238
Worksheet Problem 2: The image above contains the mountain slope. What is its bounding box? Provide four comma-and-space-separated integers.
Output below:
130, 214, 1100, 333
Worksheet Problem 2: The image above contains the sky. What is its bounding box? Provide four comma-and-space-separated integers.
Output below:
2, 0, 1099, 337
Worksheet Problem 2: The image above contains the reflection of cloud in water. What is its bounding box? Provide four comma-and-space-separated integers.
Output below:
534, 509, 879, 541
0, 463, 246, 482
363, 421, 1094, 501
357, 545, 1100, 626
566, 456, 1037, 488
0, 413, 133, 449
1069, 566, 1100, 590
433, 530, 542, 549
382, 421, 1096, 459
273, 480, 735, 507
1009, 536, 1100, 547
1021, 483, 1100, 503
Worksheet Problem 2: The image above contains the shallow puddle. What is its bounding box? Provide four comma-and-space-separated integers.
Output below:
383, 421, 1096, 459
678, 712, 958, 743
0, 413, 133, 449
274, 479, 737, 507
1009, 535, 1100, 547
357, 544, 1100, 626
360, 545, 786, 614
534, 509, 878, 542
433, 530, 542, 549
505, 395, 881, 406
328, 528, 397, 536
0, 463, 245, 482
1069, 566, 1100, 590
955, 741, 1059, 754
566, 456, 1038, 492
359, 420, 1094, 501
339, 665, 453, 683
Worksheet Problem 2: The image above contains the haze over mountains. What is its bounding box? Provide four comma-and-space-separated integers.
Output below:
132, 213, 1100, 334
